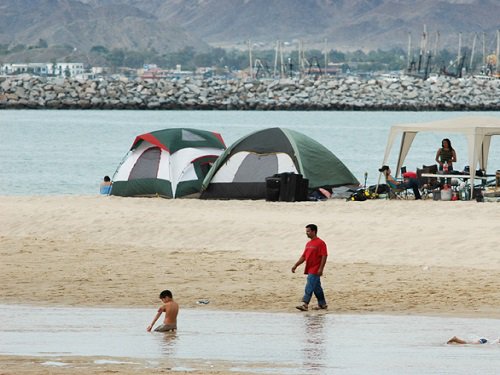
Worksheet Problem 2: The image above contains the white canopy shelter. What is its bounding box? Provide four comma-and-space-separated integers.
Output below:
381, 116, 500, 198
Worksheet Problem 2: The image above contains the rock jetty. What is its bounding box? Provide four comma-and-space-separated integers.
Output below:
1, 74, 499, 110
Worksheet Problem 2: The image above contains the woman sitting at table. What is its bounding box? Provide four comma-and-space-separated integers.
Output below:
435, 138, 457, 171
378, 165, 421, 200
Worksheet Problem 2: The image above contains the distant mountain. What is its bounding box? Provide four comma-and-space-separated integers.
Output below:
1, 0, 499, 56
154, 0, 500, 51
0, 0, 209, 52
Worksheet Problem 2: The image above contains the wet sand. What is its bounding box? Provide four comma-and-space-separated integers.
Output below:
1, 196, 500, 374
0, 356, 251, 375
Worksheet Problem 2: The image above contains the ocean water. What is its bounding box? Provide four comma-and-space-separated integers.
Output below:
1, 304, 500, 374
1, 110, 499, 195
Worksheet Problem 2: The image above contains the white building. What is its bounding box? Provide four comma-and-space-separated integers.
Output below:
0, 62, 85, 77
52, 63, 84, 77
1, 63, 49, 76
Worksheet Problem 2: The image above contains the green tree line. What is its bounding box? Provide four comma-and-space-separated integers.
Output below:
1, 42, 479, 75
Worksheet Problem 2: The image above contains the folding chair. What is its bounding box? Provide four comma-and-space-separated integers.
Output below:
385, 172, 408, 200
387, 183, 408, 199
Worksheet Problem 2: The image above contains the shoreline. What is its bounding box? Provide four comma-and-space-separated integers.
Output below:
2, 260, 500, 320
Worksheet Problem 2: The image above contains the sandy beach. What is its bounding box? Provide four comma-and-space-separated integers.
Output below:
1, 195, 500, 374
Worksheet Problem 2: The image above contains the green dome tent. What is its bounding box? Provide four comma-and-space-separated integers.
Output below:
200, 127, 358, 199
111, 128, 226, 198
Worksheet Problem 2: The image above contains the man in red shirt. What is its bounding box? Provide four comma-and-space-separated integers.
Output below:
291, 224, 328, 311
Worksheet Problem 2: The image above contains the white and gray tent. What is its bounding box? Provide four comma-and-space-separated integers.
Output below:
201, 127, 359, 199
381, 116, 500, 198
111, 128, 226, 198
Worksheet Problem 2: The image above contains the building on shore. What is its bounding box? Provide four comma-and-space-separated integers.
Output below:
0, 62, 85, 78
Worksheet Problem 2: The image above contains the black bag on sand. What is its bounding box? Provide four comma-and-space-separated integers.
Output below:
348, 189, 368, 201
369, 184, 389, 194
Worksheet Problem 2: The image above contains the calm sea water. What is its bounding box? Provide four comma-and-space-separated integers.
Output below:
0, 110, 499, 195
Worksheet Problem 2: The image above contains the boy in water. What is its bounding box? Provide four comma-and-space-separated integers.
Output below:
146, 289, 179, 332
447, 336, 500, 344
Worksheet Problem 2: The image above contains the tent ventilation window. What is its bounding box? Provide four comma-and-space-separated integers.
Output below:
182, 129, 205, 142
129, 147, 161, 180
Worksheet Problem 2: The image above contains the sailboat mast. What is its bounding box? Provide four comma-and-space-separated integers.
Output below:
496, 29, 500, 74
297, 40, 301, 78
273, 40, 279, 77
457, 32, 462, 67
407, 32, 412, 72
423, 24, 428, 52
433, 31, 440, 58
248, 40, 253, 79
418, 25, 427, 72
470, 33, 477, 73
482, 32, 486, 66
299, 40, 305, 74
280, 41, 285, 78
324, 38, 328, 76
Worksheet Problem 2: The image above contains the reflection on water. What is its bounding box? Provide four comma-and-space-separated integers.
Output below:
158, 330, 178, 357
301, 314, 327, 373
2, 304, 500, 374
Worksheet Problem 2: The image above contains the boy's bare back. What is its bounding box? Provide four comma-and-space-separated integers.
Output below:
163, 300, 179, 325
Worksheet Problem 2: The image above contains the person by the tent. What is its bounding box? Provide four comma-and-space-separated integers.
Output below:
146, 289, 179, 332
100, 175, 112, 195
435, 138, 457, 171
292, 224, 328, 311
379, 165, 421, 200
309, 187, 332, 201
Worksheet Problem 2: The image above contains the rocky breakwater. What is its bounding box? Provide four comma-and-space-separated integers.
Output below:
0, 74, 499, 110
